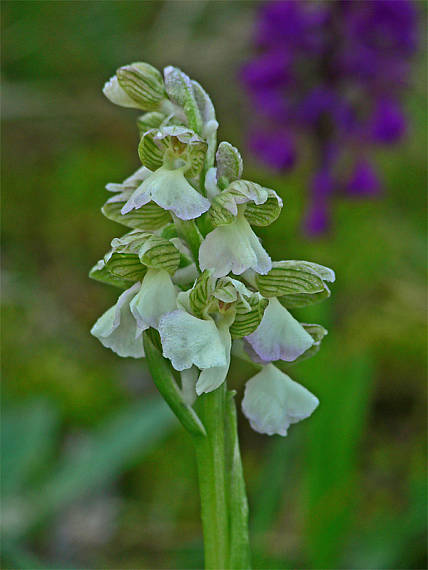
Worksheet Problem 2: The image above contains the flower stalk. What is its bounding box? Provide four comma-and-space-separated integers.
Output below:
90, 60, 335, 568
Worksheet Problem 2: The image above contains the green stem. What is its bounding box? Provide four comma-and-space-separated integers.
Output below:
225, 391, 251, 569
143, 330, 206, 438
193, 384, 229, 569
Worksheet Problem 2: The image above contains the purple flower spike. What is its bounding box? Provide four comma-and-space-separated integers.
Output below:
249, 129, 296, 171
347, 159, 381, 196
241, 0, 418, 235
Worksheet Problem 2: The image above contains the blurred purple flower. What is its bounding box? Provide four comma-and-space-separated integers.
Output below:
242, 0, 418, 235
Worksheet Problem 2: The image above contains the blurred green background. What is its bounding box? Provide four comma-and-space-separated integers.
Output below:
1, 1, 426, 569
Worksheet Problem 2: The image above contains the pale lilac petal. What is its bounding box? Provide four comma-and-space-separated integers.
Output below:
246, 298, 314, 362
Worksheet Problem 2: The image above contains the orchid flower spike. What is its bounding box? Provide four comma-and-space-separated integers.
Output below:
90, 61, 335, 437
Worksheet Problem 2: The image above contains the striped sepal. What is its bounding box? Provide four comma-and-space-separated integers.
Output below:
89, 258, 132, 289
216, 142, 243, 184
209, 192, 236, 226
138, 129, 168, 171
104, 252, 147, 282
117, 63, 166, 111
255, 260, 326, 298
110, 229, 180, 274
164, 66, 203, 134
102, 199, 171, 230
208, 180, 281, 228
230, 294, 268, 339
291, 323, 328, 364
189, 270, 216, 318
138, 235, 181, 273
244, 189, 283, 227
279, 286, 331, 309
137, 112, 166, 135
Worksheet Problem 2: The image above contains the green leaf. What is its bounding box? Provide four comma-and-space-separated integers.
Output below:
225, 391, 251, 569
33, 397, 175, 520
1, 400, 58, 497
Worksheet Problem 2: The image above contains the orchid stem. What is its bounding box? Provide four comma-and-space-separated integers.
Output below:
194, 384, 229, 569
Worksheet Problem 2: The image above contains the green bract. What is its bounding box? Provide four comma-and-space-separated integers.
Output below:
91, 60, 335, 438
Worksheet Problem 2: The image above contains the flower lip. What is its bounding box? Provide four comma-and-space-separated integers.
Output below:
242, 364, 319, 436
245, 297, 314, 362
199, 214, 272, 278
159, 309, 228, 372
121, 166, 210, 221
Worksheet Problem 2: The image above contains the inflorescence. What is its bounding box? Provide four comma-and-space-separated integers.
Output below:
90, 61, 335, 436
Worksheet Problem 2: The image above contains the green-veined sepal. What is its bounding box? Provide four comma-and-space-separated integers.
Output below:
188, 270, 216, 319
138, 234, 181, 273
244, 189, 282, 226
138, 129, 168, 171
104, 252, 146, 282
229, 293, 268, 339
137, 112, 166, 135
102, 198, 172, 231
116, 62, 166, 111
208, 179, 282, 228
164, 66, 203, 134
291, 324, 328, 364
110, 229, 181, 274
89, 258, 134, 289
216, 142, 243, 185
255, 260, 328, 298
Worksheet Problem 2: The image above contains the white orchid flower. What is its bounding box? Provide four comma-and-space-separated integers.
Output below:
242, 364, 319, 436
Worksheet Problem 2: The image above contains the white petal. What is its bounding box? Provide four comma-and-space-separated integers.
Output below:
246, 298, 314, 362
122, 167, 210, 220
120, 179, 152, 214
130, 268, 177, 329
91, 282, 146, 358
199, 214, 271, 278
242, 364, 319, 436
103, 75, 140, 109
159, 310, 227, 371
196, 321, 231, 395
